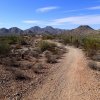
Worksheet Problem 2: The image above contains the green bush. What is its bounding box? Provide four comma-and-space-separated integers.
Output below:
42, 34, 56, 40
57, 35, 76, 45
82, 37, 100, 56
8, 36, 20, 44
0, 42, 10, 55
38, 41, 56, 52
20, 39, 28, 45
0, 36, 20, 44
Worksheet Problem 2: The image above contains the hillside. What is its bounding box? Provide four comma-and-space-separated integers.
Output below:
0, 25, 99, 36
0, 26, 64, 36
64, 25, 99, 35
0, 34, 99, 99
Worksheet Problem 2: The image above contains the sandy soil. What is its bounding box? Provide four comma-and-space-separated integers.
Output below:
23, 46, 100, 100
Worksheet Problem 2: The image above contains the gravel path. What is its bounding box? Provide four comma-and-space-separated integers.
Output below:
23, 46, 100, 100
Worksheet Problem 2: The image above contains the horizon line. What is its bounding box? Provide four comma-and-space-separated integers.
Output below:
0, 25, 99, 30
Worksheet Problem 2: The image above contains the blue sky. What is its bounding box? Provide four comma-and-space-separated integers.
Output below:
0, 0, 100, 29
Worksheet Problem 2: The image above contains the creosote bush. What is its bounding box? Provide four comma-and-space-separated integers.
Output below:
57, 34, 100, 57
44, 51, 57, 63
33, 63, 46, 74
8, 36, 20, 44
38, 40, 57, 52
42, 34, 56, 40
0, 42, 10, 55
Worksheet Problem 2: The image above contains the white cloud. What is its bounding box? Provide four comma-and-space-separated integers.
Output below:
22, 15, 100, 26
63, 5, 100, 13
51, 15, 100, 25
64, 9, 84, 13
23, 20, 48, 26
23, 20, 40, 24
36, 6, 59, 13
87, 6, 100, 10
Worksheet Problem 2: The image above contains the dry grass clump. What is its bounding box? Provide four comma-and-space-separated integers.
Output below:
37, 40, 66, 63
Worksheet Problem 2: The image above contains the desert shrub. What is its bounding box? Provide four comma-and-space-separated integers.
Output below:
58, 34, 100, 57
15, 44, 22, 49
89, 61, 97, 70
82, 37, 100, 57
88, 61, 100, 71
33, 63, 46, 74
20, 39, 28, 45
31, 50, 40, 58
24, 48, 42, 58
0, 36, 21, 45
44, 51, 57, 63
52, 46, 66, 56
38, 41, 57, 52
82, 37, 99, 50
0, 42, 10, 55
15, 74, 30, 81
58, 35, 78, 45
60, 36, 71, 45
92, 54, 100, 61
42, 34, 55, 40
20, 36, 30, 45
33, 47, 42, 54
8, 36, 20, 44
46, 54, 57, 63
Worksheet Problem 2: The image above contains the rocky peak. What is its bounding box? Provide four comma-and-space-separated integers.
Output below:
77, 25, 94, 30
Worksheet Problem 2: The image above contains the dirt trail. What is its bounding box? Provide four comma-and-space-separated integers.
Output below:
24, 46, 100, 100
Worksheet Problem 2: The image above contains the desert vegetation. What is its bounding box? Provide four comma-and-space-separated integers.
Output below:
0, 25, 100, 99
42, 33, 100, 71
0, 35, 66, 99
49, 34, 100, 60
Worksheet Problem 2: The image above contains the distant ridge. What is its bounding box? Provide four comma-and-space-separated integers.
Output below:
0, 25, 99, 36
0, 27, 23, 36
9, 27, 23, 34
24, 26, 63, 34
64, 25, 98, 35
76, 25, 94, 30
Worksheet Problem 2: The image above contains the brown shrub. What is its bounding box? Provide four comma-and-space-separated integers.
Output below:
33, 63, 46, 74
88, 61, 100, 71
44, 50, 57, 63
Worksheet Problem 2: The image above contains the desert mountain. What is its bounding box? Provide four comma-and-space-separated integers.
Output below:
24, 26, 63, 34
9, 27, 23, 34
64, 25, 98, 35
0, 25, 99, 36
0, 28, 9, 36
76, 25, 94, 30
0, 27, 23, 36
